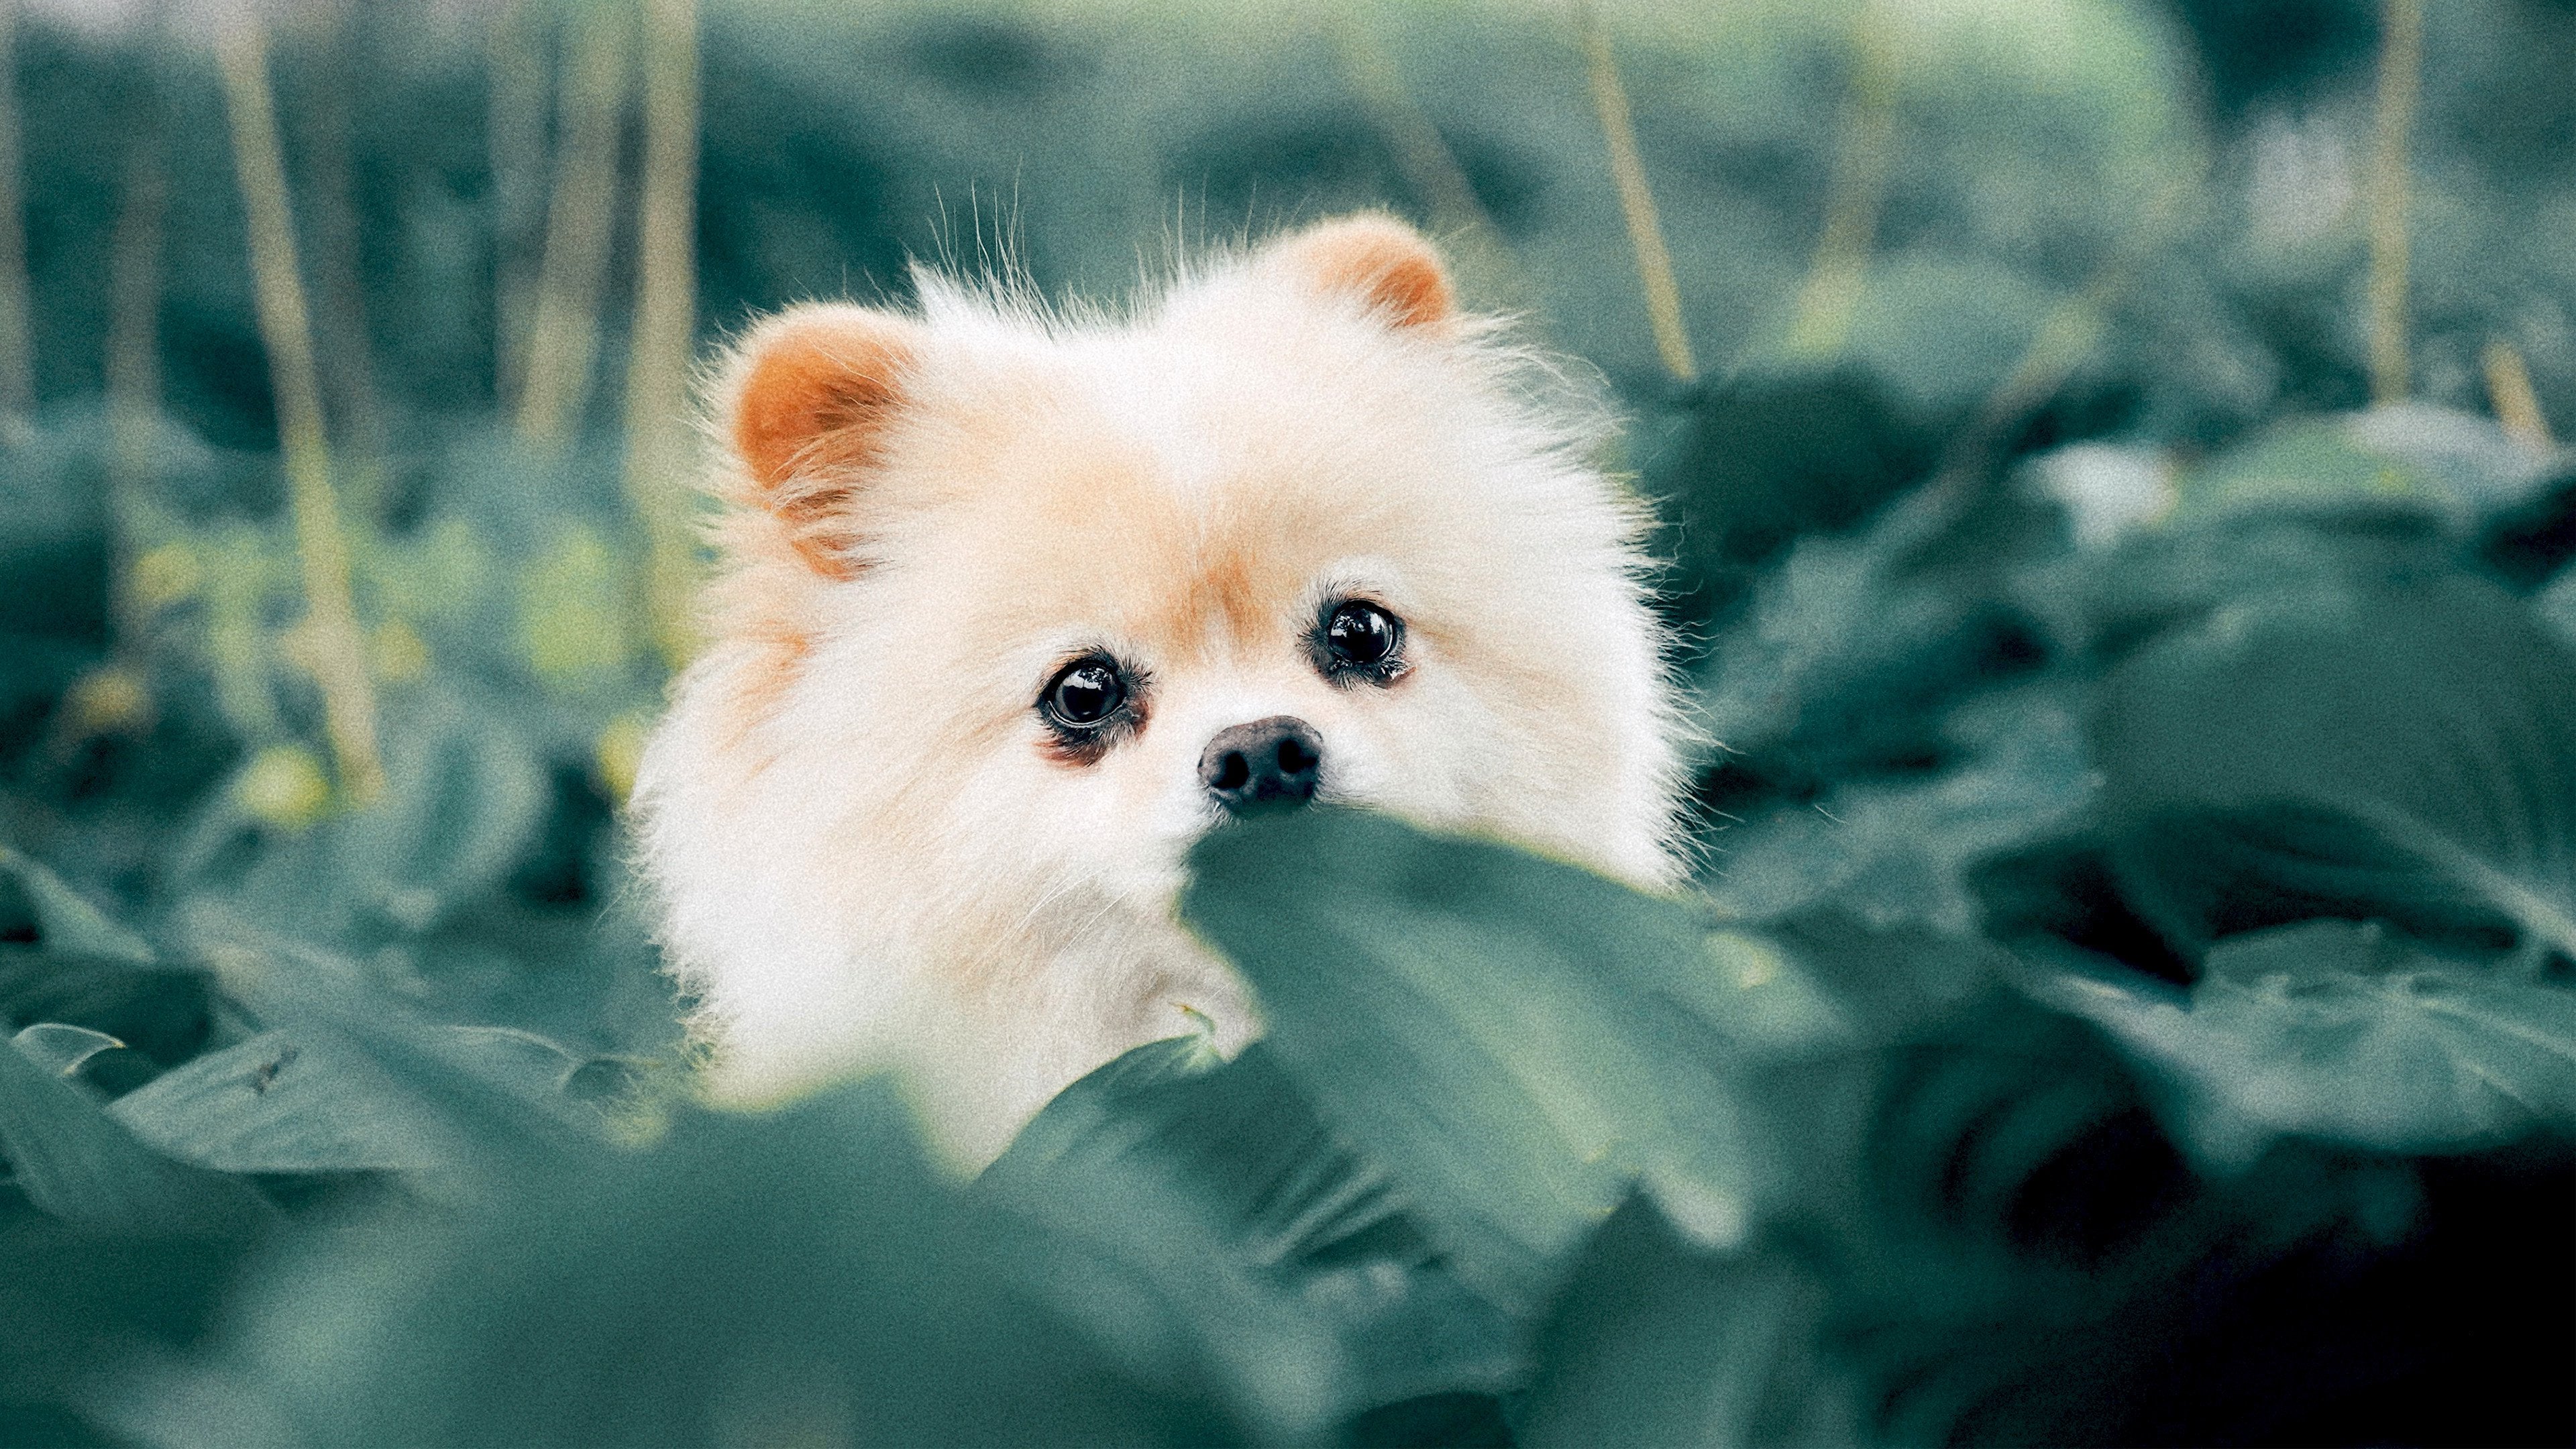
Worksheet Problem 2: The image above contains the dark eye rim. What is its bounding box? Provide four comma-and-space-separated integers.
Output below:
1042, 656, 1126, 729
1036, 651, 1145, 763
1313, 598, 1411, 687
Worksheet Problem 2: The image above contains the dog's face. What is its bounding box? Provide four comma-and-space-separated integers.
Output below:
638, 216, 1681, 1144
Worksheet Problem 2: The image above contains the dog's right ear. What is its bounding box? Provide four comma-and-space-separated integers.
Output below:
720, 304, 924, 580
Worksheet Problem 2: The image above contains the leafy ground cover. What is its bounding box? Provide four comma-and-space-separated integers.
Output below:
3, 0, 2574, 1444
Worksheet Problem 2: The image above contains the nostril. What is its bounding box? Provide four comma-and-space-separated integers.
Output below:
1214, 751, 1250, 791
1199, 715, 1325, 811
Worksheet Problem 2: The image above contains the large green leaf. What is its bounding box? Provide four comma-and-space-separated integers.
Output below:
2092, 577, 2576, 963
119, 1080, 1238, 1448
1705, 684, 2093, 933
1183, 809, 1860, 1308
105, 1028, 553, 1177
985, 1038, 1516, 1424
0, 1030, 274, 1238
2025, 920, 2576, 1165
1517, 1197, 1856, 1449
979, 1042, 1354, 1436
0, 1200, 260, 1430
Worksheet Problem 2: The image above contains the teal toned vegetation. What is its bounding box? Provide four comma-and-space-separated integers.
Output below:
1, 0, 2572, 1443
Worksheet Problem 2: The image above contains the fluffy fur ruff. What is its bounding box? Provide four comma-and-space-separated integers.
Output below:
632, 215, 1690, 1166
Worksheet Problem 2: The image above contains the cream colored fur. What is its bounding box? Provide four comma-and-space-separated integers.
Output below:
631, 216, 1688, 1166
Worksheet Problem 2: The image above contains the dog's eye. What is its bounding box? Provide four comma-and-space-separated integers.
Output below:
1042, 657, 1127, 729
1320, 600, 1405, 683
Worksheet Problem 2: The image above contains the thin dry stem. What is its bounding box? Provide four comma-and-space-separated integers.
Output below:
1332, 17, 1533, 315
2483, 340, 2553, 447
1786, 4, 1900, 360
2367, 0, 2422, 405
1578, 5, 1695, 383
219, 21, 384, 804
107, 131, 166, 647
288, 0, 388, 520
624, 0, 700, 669
107, 136, 164, 486
0, 2, 34, 437
516, 1, 630, 443
489, 0, 549, 409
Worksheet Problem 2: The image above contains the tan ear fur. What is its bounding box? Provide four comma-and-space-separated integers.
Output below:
724, 304, 923, 579
1261, 214, 1456, 333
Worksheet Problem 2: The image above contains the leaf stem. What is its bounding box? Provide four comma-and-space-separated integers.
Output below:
2367, 0, 2422, 405
1333, 17, 1531, 315
1786, 2, 1900, 362
516, 1, 630, 444
2481, 340, 2552, 448
489, 0, 550, 410
288, 0, 389, 523
624, 0, 700, 670
1578, 5, 1695, 384
0, 1, 35, 440
107, 129, 165, 648
219, 21, 384, 805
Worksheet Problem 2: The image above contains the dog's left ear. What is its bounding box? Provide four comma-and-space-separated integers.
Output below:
717, 303, 925, 580
1260, 214, 1456, 334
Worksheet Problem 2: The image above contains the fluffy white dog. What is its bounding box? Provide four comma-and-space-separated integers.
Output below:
633, 215, 1687, 1164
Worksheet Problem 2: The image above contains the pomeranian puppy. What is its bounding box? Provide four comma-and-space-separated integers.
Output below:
633, 215, 1687, 1165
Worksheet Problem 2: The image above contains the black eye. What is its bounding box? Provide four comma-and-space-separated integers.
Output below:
1321, 600, 1405, 681
1043, 657, 1127, 729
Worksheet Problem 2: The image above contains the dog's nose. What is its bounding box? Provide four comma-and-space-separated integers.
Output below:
1199, 716, 1323, 813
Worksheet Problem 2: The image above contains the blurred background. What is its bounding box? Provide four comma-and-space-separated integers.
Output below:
1, 0, 2571, 1000
2, 1, 2574, 1445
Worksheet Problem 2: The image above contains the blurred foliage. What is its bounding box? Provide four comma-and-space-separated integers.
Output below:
3, 0, 2575, 1444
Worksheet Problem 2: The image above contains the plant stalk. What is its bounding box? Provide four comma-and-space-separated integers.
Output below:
2483, 340, 2552, 447
107, 130, 166, 654
0, 1, 34, 439
1578, 5, 1695, 384
489, 0, 549, 409
1786, 3, 1900, 361
516, 0, 629, 444
1332, 18, 1532, 315
219, 21, 384, 805
288, 0, 388, 522
624, 0, 700, 669
2367, 0, 2422, 405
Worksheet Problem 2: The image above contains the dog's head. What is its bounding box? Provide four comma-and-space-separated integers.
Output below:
638, 215, 1682, 1113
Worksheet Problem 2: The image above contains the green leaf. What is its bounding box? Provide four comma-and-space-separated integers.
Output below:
2538, 567, 2576, 652
0, 1028, 274, 1238
170, 695, 550, 943
2176, 418, 2436, 521
1183, 809, 1853, 1308
0, 846, 154, 968
1705, 684, 2094, 933
979, 1042, 1350, 1436
2092, 578, 2576, 963
131, 1080, 1238, 1448
1518, 1197, 1857, 1449
986, 1038, 1517, 1420
9, 1024, 125, 1079
108, 1030, 458, 1176
2026, 920, 2576, 1165
107, 934, 609, 1182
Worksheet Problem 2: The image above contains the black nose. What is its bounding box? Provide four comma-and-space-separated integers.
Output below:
1199, 716, 1323, 812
